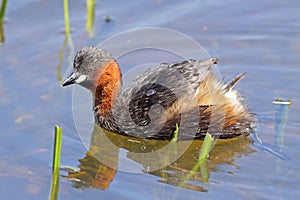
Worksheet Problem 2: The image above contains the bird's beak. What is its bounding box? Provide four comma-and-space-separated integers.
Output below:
61, 72, 77, 87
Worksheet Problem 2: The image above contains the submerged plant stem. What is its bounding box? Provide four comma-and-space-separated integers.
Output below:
0, 23, 4, 43
86, 0, 95, 37
57, 35, 74, 83
57, 0, 74, 84
63, 0, 71, 38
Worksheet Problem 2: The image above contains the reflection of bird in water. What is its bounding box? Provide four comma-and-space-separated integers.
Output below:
66, 151, 117, 190
64, 127, 255, 192
62, 46, 254, 139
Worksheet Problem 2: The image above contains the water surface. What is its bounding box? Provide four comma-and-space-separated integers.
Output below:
0, 0, 299, 199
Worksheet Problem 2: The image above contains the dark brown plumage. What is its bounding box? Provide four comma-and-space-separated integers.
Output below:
62, 46, 254, 140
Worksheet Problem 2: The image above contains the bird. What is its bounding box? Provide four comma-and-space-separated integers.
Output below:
62, 46, 254, 140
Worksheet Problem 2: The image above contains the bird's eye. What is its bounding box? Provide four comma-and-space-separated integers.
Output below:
74, 56, 83, 68
146, 89, 156, 96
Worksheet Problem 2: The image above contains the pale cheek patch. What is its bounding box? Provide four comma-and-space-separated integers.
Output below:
75, 75, 87, 83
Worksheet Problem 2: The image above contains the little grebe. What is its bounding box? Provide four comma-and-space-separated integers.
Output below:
62, 46, 254, 140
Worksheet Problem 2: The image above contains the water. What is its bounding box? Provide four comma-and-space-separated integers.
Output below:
0, 0, 299, 199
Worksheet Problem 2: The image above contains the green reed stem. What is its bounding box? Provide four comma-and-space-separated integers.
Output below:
180, 133, 213, 186
171, 123, 179, 143
199, 133, 213, 162
63, 0, 71, 38
0, 0, 7, 43
163, 124, 179, 167
0, 0, 7, 24
86, 0, 95, 37
50, 125, 63, 200
52, 125, 63, 172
